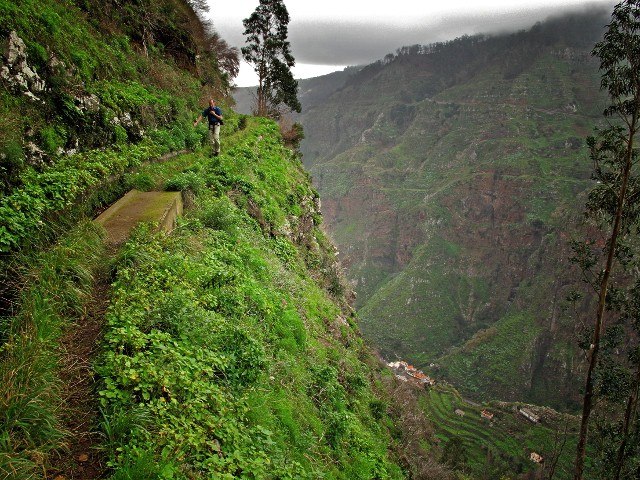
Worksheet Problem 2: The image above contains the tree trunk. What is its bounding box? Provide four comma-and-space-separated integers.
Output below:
613, 364, 640, 480
574, 124, 636, 480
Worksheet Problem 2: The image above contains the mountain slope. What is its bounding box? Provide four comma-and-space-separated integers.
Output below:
294, 10, 610, 409
0, 2, 458, 478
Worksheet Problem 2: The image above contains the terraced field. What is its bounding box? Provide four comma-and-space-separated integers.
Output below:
421, 383, 581, 479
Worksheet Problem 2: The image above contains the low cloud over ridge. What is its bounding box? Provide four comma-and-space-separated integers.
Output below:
285, 2, 613, 66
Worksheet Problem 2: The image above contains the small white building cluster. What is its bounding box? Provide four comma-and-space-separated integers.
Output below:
530, 452, 544, 464
518, 407, 540, 424
387, 360, 436, 386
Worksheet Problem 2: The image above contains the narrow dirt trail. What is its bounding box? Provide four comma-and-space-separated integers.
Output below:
22, 176, 187, 479
47, 269, 110, 479
46, 189, 185, 478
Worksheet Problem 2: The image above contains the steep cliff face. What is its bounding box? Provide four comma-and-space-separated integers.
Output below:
2, 2, 452, 477
296, 11, 609, 409
319, 174, 423, 290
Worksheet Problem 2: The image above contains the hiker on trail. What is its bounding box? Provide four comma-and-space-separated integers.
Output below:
193, 99, 223, 156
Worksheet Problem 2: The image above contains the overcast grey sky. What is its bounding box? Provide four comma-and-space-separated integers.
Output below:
206, 0, 616, 86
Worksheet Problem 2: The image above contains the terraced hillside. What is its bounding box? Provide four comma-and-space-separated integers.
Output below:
421, 383, 585, 479
292, 10, 612, 409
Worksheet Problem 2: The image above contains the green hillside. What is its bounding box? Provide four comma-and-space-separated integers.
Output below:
294, 10, 611, 410
90, 119, 412, 479
0, 1, 457, 478
0, 1, 620, 478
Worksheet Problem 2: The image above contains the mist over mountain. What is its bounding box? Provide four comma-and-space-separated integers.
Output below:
235, 8, 612, 410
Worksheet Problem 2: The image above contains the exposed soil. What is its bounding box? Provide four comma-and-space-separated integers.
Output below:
46, 272, 111, 479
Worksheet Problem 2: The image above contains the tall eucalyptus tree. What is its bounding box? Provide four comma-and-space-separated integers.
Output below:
241, 0, 300, 117
572, 2, 640, 478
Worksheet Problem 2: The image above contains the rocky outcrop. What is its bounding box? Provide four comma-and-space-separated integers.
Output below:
110, 112, 145, 140
1, 31, 46, 102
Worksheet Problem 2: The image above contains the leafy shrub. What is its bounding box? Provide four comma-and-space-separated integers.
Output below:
141, 290, 195, 336
99, 405, 152, 461
196, 196, 238, 232
184, 123, 203, 150
124, 172, 155, 191
309, 365, 347, 411
0, 141, 25, 190
26, 40, 48, 67
113, 124, 128, 145
164, 170, 204, 193
369, 399, 387, 421
41, 8, 61, 35
148, 123, 193, 152
71, 49, 97, 81
272, 307, 307, 354
272, 236, 297, 262
326, 410, 351, 448
108, 450, 170, 480
93, 80, 166, 112
213, 322, 266, 386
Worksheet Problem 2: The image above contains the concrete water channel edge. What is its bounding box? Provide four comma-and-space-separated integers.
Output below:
93, 189, 183, 245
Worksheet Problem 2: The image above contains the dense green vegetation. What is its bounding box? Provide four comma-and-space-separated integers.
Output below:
0, 2, 455, 477
0, 0, 225, 475
95, 119, 410, 478
4, 0, 633, 478
0, 220, 106, 477
0, 111, 454, 478
0, 0, 232, 227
